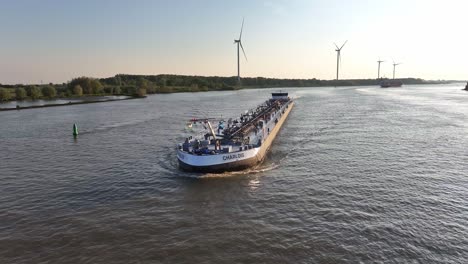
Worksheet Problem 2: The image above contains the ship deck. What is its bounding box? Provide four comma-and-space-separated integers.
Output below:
179, 99, 292, 156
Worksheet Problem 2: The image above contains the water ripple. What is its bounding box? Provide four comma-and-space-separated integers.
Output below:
1, 86, 468, 263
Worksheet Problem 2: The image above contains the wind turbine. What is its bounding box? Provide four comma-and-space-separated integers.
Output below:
234, 18, 247, 85
377, 59, 384, 79
334, 40, 347, 80
392, 61, 402, 79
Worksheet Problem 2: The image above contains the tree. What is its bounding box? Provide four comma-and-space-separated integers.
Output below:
113, 86, 121, 95
137, 88, 147, 97
29, 86, 41, 100
137, 77, 149, 90
146, 84, 156, 94
73, 85, 83, 96
69, 77, 93, 94
0, 88, 12, 101
125, 86, 137, 96
42, 85, 57, 98
103, 86, 113, 94
90, 79, 103, 94
15, 88, 27, 100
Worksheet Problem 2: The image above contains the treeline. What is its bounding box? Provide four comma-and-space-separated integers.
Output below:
0, 74, 454, 102
100, 74, 451, 92
0, 76, 146, 102
100, 74, 237, 93
0, 85, 62, 102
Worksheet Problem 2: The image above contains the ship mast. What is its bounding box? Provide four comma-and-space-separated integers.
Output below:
206, 121, 217, 140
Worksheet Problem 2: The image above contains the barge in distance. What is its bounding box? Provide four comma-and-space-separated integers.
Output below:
177, 92, 294, 173
380, 79, 403, 88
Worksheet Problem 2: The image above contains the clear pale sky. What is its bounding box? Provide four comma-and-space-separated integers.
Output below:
0, 0, 467, 84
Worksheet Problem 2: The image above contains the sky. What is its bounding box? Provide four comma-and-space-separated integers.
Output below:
0, 0, 467, 84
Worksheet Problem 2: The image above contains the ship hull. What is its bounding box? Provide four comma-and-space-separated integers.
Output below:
380, 80, 403, 88
178, 154, 260, 173
178, 101, 294, 173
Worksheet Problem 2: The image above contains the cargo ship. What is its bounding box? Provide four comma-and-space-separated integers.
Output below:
177, 93, 294, 173
380, 79, 403, 88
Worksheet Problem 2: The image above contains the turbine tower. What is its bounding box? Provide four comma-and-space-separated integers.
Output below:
377, 59, 384, 79
392, 61, 401, 79
234, 18, 247, 85
334, 40, 347, 80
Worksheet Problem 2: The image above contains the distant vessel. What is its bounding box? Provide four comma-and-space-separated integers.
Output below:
380, 80, 403, 88
177, 93, 294, 173
464, 82, 468, 90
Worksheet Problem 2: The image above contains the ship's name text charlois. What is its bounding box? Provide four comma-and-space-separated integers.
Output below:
223, 153, 245, 160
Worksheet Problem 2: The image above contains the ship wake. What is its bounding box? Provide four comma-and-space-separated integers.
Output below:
196, 164, 277, 178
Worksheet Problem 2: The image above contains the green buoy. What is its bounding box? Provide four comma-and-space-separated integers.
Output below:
73, 123, 78, 137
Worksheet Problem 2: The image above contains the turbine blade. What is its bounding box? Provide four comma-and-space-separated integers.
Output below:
334, 42, 339, 49
240, 42, 248, 61
239, 18, 244, 40
340, 40, 348, 50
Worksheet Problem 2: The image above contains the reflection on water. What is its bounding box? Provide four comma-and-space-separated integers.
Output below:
247, 178, 261, 190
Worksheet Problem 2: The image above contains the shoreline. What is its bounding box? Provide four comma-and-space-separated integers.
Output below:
1, 82, 464, 112
0, 96, 145, 112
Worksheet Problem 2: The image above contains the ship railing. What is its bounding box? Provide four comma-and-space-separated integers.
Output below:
229, 100, 283, 138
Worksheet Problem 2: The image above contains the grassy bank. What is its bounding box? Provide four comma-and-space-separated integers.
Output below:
0, 96, 145, 111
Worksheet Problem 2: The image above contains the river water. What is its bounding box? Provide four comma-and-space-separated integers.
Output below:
1, 84, 467, 263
